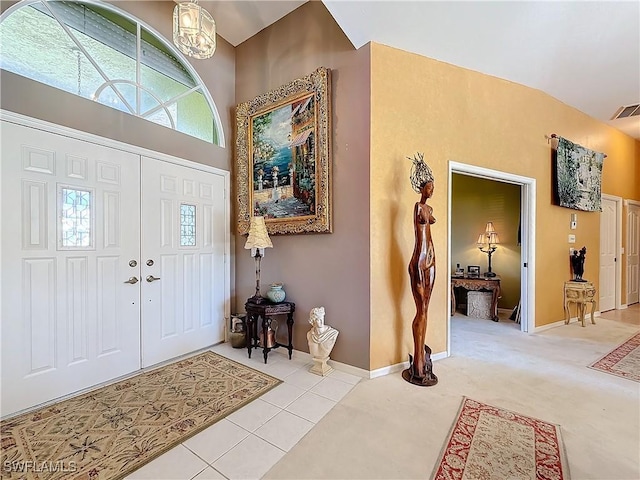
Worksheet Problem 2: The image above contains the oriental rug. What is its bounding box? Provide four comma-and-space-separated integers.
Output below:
431, 397, 570, 480
588, 332, 640, 382
0, 351, 280, 480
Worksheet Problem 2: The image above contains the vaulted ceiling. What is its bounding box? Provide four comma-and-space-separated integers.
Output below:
205, 0, 640, 139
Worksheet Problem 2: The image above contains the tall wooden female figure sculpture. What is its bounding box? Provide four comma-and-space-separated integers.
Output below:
402, 153, 438, 386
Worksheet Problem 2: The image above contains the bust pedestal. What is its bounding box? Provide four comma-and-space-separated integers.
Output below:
310, 356, 333, 376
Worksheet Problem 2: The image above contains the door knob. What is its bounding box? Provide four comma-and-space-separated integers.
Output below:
124, 277, 139, 284
146, 275, 161, 282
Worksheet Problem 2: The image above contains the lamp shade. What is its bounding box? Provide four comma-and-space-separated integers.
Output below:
477, 234, 487, 246
487, 232, 500, 245
485, 222, 496, 234
244, 216, 273, 250
173, 0, 216, 60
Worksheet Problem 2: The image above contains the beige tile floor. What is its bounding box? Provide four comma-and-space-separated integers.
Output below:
127, 304, 640, 480
126, 343, 361, 480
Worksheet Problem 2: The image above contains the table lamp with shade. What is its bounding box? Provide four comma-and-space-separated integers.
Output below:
477, 221, 500, 278
244, 216, 273, 303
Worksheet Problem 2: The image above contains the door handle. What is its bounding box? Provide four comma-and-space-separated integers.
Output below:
146, 275, 161, 283
124, 277, 139, 284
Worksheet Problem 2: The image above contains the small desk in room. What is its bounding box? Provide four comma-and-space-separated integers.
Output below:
451, 276, 501, 321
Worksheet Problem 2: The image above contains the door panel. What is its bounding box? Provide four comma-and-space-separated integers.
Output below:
1, 121, 141, 417
141, 157, 225, 367
599, 198, 616, 312
628, 204, 640, 305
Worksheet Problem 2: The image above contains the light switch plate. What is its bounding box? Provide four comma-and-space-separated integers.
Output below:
568, 234, 576, 243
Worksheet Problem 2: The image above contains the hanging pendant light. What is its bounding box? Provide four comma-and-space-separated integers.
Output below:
173, 0, 216, 59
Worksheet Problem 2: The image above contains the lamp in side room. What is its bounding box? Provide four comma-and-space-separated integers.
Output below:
477, 222, 500, 278
244, 216, 273, 304
173, 0, 216, 59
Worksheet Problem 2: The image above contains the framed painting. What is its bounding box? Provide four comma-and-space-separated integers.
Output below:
235, 67, 332, 235
467, 265, 480, 278
553, 136, 604, 212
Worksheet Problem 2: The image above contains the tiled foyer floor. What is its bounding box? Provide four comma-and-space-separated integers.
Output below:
125, 343, 360, 480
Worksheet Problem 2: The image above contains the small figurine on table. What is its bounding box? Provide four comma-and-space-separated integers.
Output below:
571, 246, 587, 282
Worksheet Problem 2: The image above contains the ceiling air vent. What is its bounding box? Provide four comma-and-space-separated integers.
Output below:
611, 104, 640, 120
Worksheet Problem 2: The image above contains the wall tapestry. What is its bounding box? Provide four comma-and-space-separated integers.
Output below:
235, 67, 332, 235
554, 136, 604, 212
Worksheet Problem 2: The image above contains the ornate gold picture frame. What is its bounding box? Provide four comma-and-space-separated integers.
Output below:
235, 67, 332, 235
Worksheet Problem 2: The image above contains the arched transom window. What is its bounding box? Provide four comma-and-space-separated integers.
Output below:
0, 0, 224, 146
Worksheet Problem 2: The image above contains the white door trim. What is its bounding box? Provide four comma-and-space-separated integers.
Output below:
601, 194, 623, 310
0, 109, 231, 362
0, 111, 228, 176
625, 198, 640, 307
447, 162, 536, 354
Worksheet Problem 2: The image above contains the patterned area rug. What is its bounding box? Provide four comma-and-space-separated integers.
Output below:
431, 398, 570, 480
1, 352, 280, 480
588, 332, 640, 382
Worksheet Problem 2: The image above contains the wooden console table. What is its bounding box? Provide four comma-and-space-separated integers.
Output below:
564, 281, 596, 327
245, 300, 295, 363
451, 276, 501, 321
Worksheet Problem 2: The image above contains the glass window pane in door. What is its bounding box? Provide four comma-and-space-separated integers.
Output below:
180, 204, 196, 247
60, 187, 93, 249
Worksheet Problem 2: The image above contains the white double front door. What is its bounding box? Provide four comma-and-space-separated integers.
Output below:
141, 156, 226, 367
1, 120, 226, 417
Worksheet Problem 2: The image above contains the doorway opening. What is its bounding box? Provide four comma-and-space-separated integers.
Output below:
447, 162, 536, 354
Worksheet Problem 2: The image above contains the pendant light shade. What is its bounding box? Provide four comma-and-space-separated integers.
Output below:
173, 0, 216, 59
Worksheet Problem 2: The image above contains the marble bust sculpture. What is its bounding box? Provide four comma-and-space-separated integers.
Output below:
307, 306, 339, 376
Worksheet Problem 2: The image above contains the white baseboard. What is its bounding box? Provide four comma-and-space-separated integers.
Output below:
326, 358, 370, 379
292, 348, 449, 380
535, 313, 603, 332
288, 349, 371, 379
534, 319, 567, 332
369, 350, 448, 379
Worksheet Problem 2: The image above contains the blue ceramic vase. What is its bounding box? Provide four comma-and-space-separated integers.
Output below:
266, 283, 286, 303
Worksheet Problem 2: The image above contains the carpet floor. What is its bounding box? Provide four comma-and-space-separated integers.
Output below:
0, 352, 280, 480
265, 310, 640, 480
588, 331, 640, 382
431, 397, 570, 480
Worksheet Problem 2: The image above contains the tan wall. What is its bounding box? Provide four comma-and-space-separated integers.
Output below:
451, 175, 521, 310
235, 2, 372, 369
611, 142, 640, 306
370, 43, 640, 370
